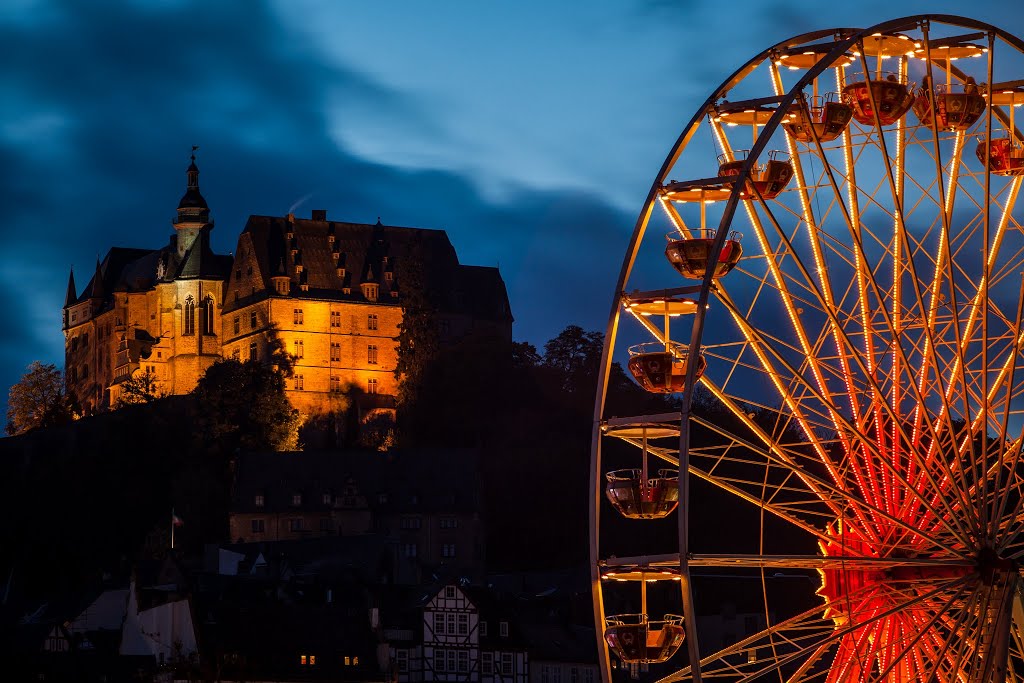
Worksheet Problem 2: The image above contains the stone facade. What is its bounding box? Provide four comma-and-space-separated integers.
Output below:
62, 157, 513, 417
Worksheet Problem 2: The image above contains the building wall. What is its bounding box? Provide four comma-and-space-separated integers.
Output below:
66, 277, 225, 410
221, 295, 401, 417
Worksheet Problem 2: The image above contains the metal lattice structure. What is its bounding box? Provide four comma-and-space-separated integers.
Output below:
590, 15, 1024, 683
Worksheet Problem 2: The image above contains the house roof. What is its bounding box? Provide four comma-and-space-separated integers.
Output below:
231, 449, 482, 515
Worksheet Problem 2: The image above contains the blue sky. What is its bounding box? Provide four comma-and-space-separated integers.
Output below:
2, 0, 1021, 415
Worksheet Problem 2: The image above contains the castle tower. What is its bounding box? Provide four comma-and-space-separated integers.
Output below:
173, 149, 212, 259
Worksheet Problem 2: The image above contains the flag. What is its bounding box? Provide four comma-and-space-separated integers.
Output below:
172, 512, 184, 527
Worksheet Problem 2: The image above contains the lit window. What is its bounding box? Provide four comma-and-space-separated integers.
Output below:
293, 308, 303, 325
294, 374, 304, 390
300, 655, 307, 666
344, 656, 350, 666
367, 378, 378, 394
353, 656, 359, 665
362, 283, 378, 301
293, 339, 304, 358
500, 621, 509, 637
183, 295, 195, 335
255, 494, 264, 507
309, 655, 316, 666
202, 295, 215, 335
331, 342, 340, 362
367, 344, 378, 364
292, 494, 302, 506
331, 311, 341, 328
367, 313, 378, 330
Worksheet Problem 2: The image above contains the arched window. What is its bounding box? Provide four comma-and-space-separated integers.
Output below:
201, 295, 215, 335
184, 295, 195, 335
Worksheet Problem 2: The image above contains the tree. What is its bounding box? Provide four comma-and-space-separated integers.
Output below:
6, 361, 77, 435
192, 359, 300, 452
393, 244, 440, 435
114, 368, 164, 408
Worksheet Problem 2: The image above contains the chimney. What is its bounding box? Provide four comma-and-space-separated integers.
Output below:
311, 209, 327, 221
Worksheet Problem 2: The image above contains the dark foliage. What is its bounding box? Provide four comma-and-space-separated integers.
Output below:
6, 362, 78, 436
191, 359, 300, 454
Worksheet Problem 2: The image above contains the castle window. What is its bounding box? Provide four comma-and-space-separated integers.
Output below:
255, 494, 265, 507
294, 374, 304, 391
361, 283, 379, 301
293, 340, 304, 358
330, 376, 341, 392
367, 313, 378, 331
184, 296, 195, 335
367, 378, 378, 394
330, 342, 340, 362
293, 308, 304, 325
233, 316, 240, 334
248, 341, 257, 361
330, 311, 341, 328
250, 311, 257, 329
201, 295, 215, 335
367, 344, 378, 365
250, 519, 265, 534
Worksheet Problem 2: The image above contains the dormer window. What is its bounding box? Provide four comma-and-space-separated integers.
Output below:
328, 235, 335, 245
361, 283, 379, 301
295, 265, 303, 274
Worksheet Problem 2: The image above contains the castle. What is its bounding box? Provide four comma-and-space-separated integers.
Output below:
62, 154, 512, 417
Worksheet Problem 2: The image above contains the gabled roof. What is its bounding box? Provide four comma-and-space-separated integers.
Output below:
232, 449, 482, 515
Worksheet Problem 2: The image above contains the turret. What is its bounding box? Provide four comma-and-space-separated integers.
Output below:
173, 147, 212, 259
64, 267, 77, 308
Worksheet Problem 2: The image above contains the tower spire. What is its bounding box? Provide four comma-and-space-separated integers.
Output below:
174, 146, 211, 258
64, 267, 77, 307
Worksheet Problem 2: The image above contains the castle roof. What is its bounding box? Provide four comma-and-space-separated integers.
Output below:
175, 226, 233, 280
225, 213, 512, 322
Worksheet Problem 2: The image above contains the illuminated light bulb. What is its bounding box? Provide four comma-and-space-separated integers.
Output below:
774, 60, 783, 65
852, 51, 861, 56
727, 122, 738, 127
744, 109, 755, 113
640, 312, 652, 317
788, 66, 799, 71
653, 300, 665, 304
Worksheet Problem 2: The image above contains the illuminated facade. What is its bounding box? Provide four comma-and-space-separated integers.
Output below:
63, 156, 512, 417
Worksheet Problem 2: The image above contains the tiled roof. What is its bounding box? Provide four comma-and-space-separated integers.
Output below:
225, 215, 511, 320
232, 449, 482, 515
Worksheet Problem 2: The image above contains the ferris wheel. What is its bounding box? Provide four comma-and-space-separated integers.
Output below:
590, 15, 1024, 683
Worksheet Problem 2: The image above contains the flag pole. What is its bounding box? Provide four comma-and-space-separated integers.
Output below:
171, 508, 176, 550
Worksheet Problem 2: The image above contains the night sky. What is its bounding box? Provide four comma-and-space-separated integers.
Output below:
2, 0, 1020, 418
